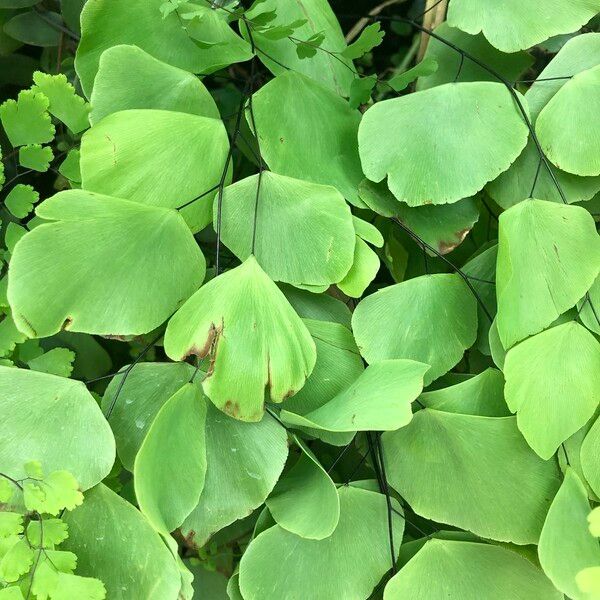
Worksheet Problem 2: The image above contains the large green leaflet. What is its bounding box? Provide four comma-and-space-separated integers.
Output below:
251, 71, 365, 207
164, 255, 316, 422
63, 484, 181, 600
281, 359, 429, 432
101, 362, 195, 471
90, 45, 220, 124
358, 179, 480, 255
417, 22, 533, 90
352, 274, 478, 385
496, 199, 600, 348
281, 319, 363, 416
134, 383, 207, 534
488, 33, 600, 208
447, 0, 600, 52
537, 65, 600, 177
539, 468, 600, 599
419, 367, 510, 417
0, 367, 114, 490
384, 539, 561, 599
218, 171, 355, 286
581, 415, 600, 498
79, 108, 229, 232
265, 437, 339, 540
358, 82, 529, 205
504, 322, 600, 459
239, 485, 404, 600
382, 409, 562, 544
180, 403, 288, 548
243, 0, 354, 96
8, 191, 205, 338
75, 0, 251, 97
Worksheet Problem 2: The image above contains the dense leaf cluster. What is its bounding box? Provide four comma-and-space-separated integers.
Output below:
1, 0, 600, 598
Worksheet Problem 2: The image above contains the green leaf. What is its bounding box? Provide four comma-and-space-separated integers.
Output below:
577, 566, 600, 598
283, 319, 361, 432
218, 171, 355, 286
537, 65, 600, 176
26, 519, 68, 547
4, 184, 38, 219
295, 32, 326, 59
24, 470, 84, 515
0, 587, 24, 599
416, 22, 532, 90
57, 149, 81, 183
180, 403, 288, 547
3, 11, 61, 47
75, 0, 247, 97
101, 362, 195, 471
384, 539, 561, 599
63, 484, 180, 600
90, 45, 220, 124
581, 415, 600, 498
389, 56, 438, 92
164, 256, 316, 422
358, 82, 529, 205
134, 383, 207, 534
0, 90, 54, 147
18, 144, 53, 172
0, 366, 115, 490
266, 437, 339, 540
280, 286, 352, 328
504, 322, 600, 459
382, 409, 561, 544
0, 479, 14, 503
419, 367, 510, 417
8, 190, 205, 338
79, 109, 229, 232
48, 573, 106, 600
239, 486, 404, 600
281, 359, 428, 432
579, 275, 600, 334
496, 199, 600, 348
336, 236, 380, 298
358, 180, 479, 255
242, 0, 354, 96
0, 538, 33, 582
27, 347, 76, 378
342, 22, 384, 59
348, 75, 377, 109
352, 274, 478, 385
447, 0, 600, 52
251, 71, 365, 207
538, 468, 600, 599
0, 513, 23, 538
488, 34, 600, 208
5, 223, 27, 253
32, 72, 90, 134
462, 244, 497, 354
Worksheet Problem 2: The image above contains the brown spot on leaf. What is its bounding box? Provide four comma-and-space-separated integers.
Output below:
18, 314, 37, 337
62, 316, 73, 331
438, 227, 471, 255
223, 400, 241, 417
105, 135, 117, 166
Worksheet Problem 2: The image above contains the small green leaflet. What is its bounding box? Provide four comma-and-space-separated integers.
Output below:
343, 23, 385, 60
295, 32, 326, 59
0, 89, 54, 147
388, 57, 439, 92
4, 184, 38, 219
18, 144, 53, 172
